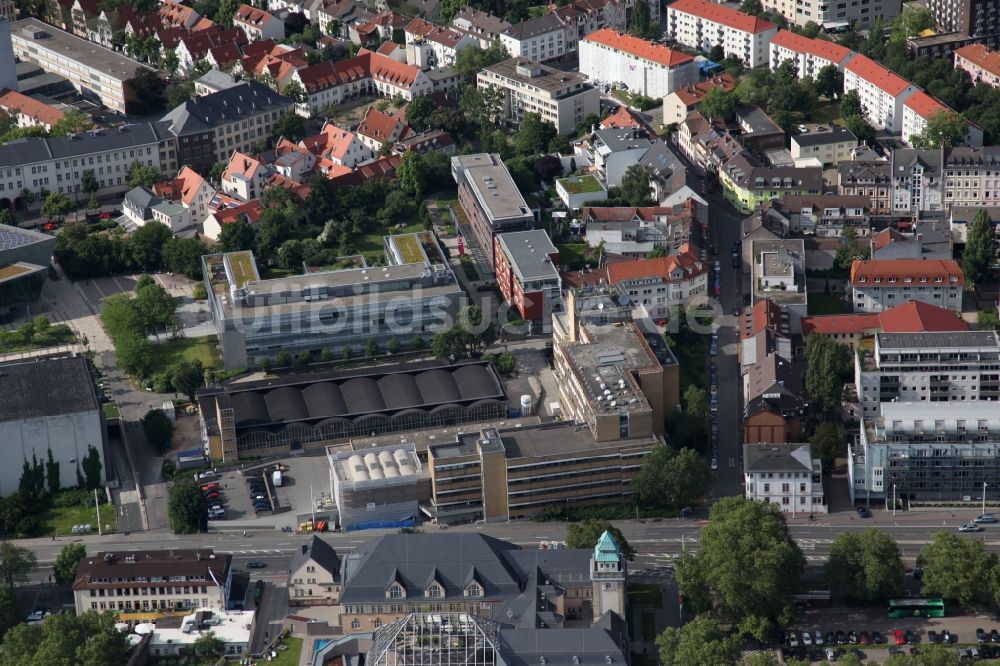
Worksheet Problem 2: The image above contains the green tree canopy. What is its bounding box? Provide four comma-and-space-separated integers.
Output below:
218, 217, 256, 253
656, 616, 740, 666
809, 421, 845, 471
804, 334, 852, 414
0, 611, 129, 666
126, 161, 160, 189
910, 110, 968, 149
142, 408, 173, 454
194, 630, 225, 657
53, 543, 87, 586
632, 444, 713, 509
840, 89, 864, 119
564, 519, 635, 560
40, 192, 74, 221
918, 531, 1000, 607
826, 529, 904, 604
0, 542, 37, 588
816, 64, 844, 99
513, 112, 557, 156
619, 164, 655, 206
168, 478, 207, 534
405, 95, 435, 132
963, 208, 995, 288
699, 87, 737, 121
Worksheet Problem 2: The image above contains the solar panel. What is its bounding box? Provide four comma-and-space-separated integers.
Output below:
0, 225, 42, 251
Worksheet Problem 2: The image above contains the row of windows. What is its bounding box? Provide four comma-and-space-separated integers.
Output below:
89, 585, 211, 596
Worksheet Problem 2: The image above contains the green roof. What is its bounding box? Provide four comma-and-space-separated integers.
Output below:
226, 251, 259, 289
594, 530, 621, 562
558, 175, 605, 195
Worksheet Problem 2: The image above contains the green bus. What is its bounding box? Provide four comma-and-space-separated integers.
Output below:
888, 598, 945, 618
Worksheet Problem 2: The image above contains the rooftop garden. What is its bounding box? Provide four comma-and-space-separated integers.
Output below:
558, 175, 605, 195
227, 251, 258, 288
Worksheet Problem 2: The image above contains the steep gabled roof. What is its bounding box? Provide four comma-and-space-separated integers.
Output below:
582, 28, 694, 68
667, 0, 777, 33
877, 299, 970, 332
849, 258, 965, 286
845, 55, 913, 96
770, 29, 852, 63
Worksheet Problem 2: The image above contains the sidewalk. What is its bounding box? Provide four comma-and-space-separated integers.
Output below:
785, 506, 987, 527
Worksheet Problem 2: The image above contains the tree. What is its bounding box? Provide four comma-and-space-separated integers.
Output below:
816, 64, 844, 99
45, 448, 60, 495
161, 49, 179, 75
901, 5, 935, 36
647, 245, 668, 258
218, 217, 256, 253
282, 79, 306, 104
835, 227, 870, 271
134, 280, 176, 329
387, 337, 401, 354
620, 164, 655, 206
129, 221, 173, 272
809, 422, 845, 471
405, 95, 435, 132
840, 89, 864, 119
272, 110, 305, 142
40, 192, 74, 221
963, 209, 995, 289
86, 192, 100, 211
0, 542, 36, 588
980, 308, 1000, 330
214, 0, 241, 26
126, 161, 160, 189
431, 326, 470, 360
633, 444, 713, 509
513, 112, 557, 156
699, 87, 736, 121
396, 151, 427, 200
911, 110, 968, 149
170, 360, 203, 402
708, 44, 725, 63
365, 337, 380, 357
804, 334, 852, 415
674, 497, 805, 637
656, 616, 740, 666
168, 478, 207, 534
163, 236, 209, 279
844, 114, 877, 145
50, 108, 93, 136
142, 408, 174, 454
918, 532, 1000, 608
53, 543, 87, 586
740, 0, 763, 11
826, 529, 904, 605
82, 446, 102, 490
454, 41, 510, 81
564, 519, 635, 560
629, 0, 652, 37
194, 630, 225, 657
1, 610, 129, 666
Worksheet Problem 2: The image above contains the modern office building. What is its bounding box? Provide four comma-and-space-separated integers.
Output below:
201, 233, 462, 368
452, 154, 534, 268
493, 230, 561, 322
0, 355, 107, 496
10, 19, 153, 113
0, 223, 54, 316
850, 402, 1000, 501
477, 58, 599, 135
743, 443, 827, 514
854, 330, 1000, 416
665, 0, 779, 68
578, 29, 699, 98
197, 361, 508, 460
72, 549, 232, 623
849, 258, 964, 312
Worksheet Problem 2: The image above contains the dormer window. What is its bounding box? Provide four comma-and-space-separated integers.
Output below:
387, 583, 405, 599
426, 583, 443, 598
465, 583, 482, 598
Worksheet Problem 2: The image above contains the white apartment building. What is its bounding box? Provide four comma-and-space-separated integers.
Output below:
665, 0, 779, 68
578, 29, 699, 98
11, 19, 154, 114
902, 92, 983, 148
768, 30, 855, 78
478, 58, 600, 135
234, 4, 285, 41
222, 152, 270, 201
500, 14, 566, 63
843, 55, 918, 133
891, 148, 943, 213
943, 146, 1000, 207
854, 331, 1000, 417
850, 402, 1000, 502
404, 18, 477, 69
761, 0, 900, 28
850, 259, 965, 313
790, 125, 859, 167
955, 43, 1000, 89
744, 443, 828, 515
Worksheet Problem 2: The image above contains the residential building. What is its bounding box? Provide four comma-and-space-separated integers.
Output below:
603, 252, 709, 316
843, 55, 919, 133
552, 287, 680, 440
790, 125, 859, 167
743, 443, 827, 514
891, 148, 943, 213
676, 110, 742, 174
72, 549, 232, 623
735, 106, 786, 151
393, 129, 456, 156
955, 42, 1000, 87
234, 4, 285, 41
802, 299, 969, 350
153, 166, 217, 227
0, 355, 106, 496
850, 258, 964, 312
581, 205, 677, 255
201, 234, 462, 370
719, 153, 823, 213
121, 186, 192, 233
902, 91, 983, 147
349, 11, 407, 46
288, 535, 341, 606
665, 0, 779, 68
751, 238, 807, 320
950, 205, 1000, 245
11, 19, 154, 113
0, 90, 66, 130
662, 73, 736, 125
450, 7, 511, 47
579, 29, 699, 98
768, 30, 855, 77
452, 153, 534, 267
850, 402, 1000, 501
838, 160, 892, 215
943, 145, 1000, 208
158, 82, 294, 172
744, 390, 807, 444
404, 17, 476, 69
427, 422, 659, 522
194, 69, 241, 96
499, 14, 566, 63
769, 194, 870, 236
175, 28, 250, 77
869, 221, 952, 260
739, 299, 793, 368
927, 0, 1000, 50
764, 0, 899, 28
494, 230, 561, 321
221, 152, 269, 201
478, 58, 600, 135
197, 361, 506, 460
355, 107, 411, 152
556, 174, 608, 209
584, 126, 655, 186
148, 608, 254, 658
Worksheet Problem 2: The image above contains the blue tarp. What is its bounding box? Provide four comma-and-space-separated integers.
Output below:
699, 60, 722, 75
345, 517, 416, 532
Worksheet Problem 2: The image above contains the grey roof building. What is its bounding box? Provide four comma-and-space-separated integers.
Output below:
0, 223, 54, 314
501, 14, 563, 41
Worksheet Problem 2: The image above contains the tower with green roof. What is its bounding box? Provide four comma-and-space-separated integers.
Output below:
590, 530, 625, 618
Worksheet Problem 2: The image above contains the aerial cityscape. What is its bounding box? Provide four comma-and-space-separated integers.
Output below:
0, 0, 998, 662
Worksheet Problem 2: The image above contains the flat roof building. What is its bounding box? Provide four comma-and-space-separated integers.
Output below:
0, 223, 54, 315
494, 230, 561, 322
751, 238, 807, 321
149, 608, 255, 659
328, 443, 430, 531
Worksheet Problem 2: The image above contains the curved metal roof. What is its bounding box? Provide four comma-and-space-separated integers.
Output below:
377, 374, 423, 410
342, 377, 386, 414
231, 392, 269, 426
302, 382, 347, 415
264, 386, 309, 422
415, 368, 461, 403
453, 364, 499, 399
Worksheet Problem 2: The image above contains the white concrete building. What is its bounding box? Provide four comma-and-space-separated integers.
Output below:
0, 356, 107, 497
901, 91, 984, 148
849, 258, 965, 313
221, 152, 270, 202
478, 58, 600, 135
744, 443, 827, 515
500, 14, 566, 63
234, 4, 285, 41
404, 18, 477, 69
121, 187, 193, 233
578, 28, 699, 98
854, 331, 1000, 417
761, 0, 900, 29
665, 0, 778, 68
149, 609, 255, 658
768, 30, 855, 78
843, 55, 918, 133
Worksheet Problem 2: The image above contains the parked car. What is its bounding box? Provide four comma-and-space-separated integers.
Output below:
959, 523, 984, 532
195, 470, 218, 481
824, 648, 836, 662
990, 629, 999, 643
802, 632, 813, 647
825, 632, 836, 646
975, 514, 997, 523
872, 631, 883, 645
814, 631, 823, 646
836, 631, 847, 645
848, 631, 858, 645
204, 492, 220, 501
246, 561, 266, 569
978, 628, 988, 643
905, 629, 917, 645
201, 483, 219, 492
858, 631, 871, 645
942, 630, 952, 644
928, 631, 940, 644
857, 506, 871, 518
894, 630, 906, 646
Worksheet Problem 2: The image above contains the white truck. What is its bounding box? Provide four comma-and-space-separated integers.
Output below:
272, 470, 283, 487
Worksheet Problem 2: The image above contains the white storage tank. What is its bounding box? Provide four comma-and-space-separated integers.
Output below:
364, 452, 384, 480
520, 394, 532, 416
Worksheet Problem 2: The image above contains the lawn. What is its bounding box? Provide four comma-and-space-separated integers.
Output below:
259, 266, 298, 280
809, 99, 843, 125
227, 251, 258, 287
557, 175, 604, 195
808, 292, 847, 315
268, 636, 303, 666
147, 335, 223, 376
40, 502, 116, 536
460, 256, 479, 281
557, 243, 600, 271
629, 583, 663, 609
356, 223, 424, 263
394, 233, 425, 264
102, 402, 120, 419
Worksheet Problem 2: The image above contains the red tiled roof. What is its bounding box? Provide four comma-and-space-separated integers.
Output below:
235, 3, 276, 27
404, 17, 467, 48
209, 41, 243, 67
0, 90, 65, 127
770, 30, 852, 64
877, 300, 970, 332
365, 49, 421, 89
242, 39, 277, 58
357, 107, 409, 143
740, 299, 789, 340
295, 55, 371, 92
870, 228, 908, 252
223, 151, 263, 181
214, 199, 262, 225
605, 250, 705, 284
845, 55, 913, 97
159, 0, 197, 27
599, 106, 652, 131
904, 91, 949, 120
801, 312, 879, 336
673, 73, 737, 107
667, 0, 777, 34
583, 28, 694, 67
849, 258, 965, 286
955, 43, 1000, 78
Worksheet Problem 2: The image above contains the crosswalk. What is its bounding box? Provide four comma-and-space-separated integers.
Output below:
217, 549, 295, 556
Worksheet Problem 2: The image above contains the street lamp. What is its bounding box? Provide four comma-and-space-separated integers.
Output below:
983, 482, 988, 518
892, 483, 897, 518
